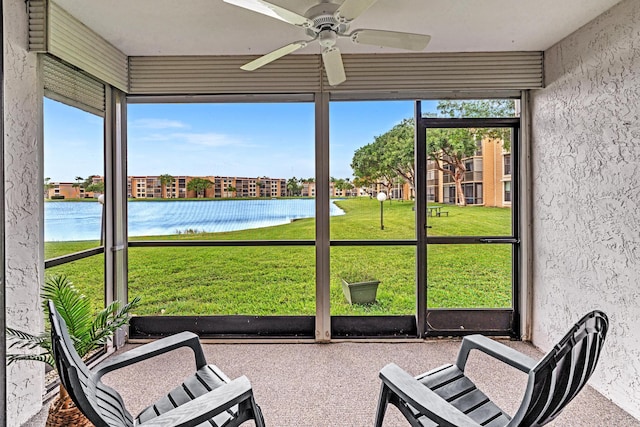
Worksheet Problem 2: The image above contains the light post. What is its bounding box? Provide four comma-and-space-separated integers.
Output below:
377, 191, 387, 230
98, 194, 105, 246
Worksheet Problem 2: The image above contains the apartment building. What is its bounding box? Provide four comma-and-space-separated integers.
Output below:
50, 157, 509, 206
47, 182, 84, 199
128, 176, 159, 199
46, 176, 103, 199
231, 177, 257, 198
125, 175, 287, 199
301, 182, 315, 197
255, 177, 287, 198
352, 138, 510, 207
427, 139, 511, 207
214, 176, 236, 198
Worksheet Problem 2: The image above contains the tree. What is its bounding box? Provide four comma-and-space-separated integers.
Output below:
85, 181, 105, 195
159, 174, 175, 198
226, 185, 236, 197
351, 143, 383, 198
426, 127, 477, 205
351, 129, 407, 200
352, 177, 371, 197
367, 120, 416, 201
81, 175, 104, 197
82, 175, 95, 189
44, 177, 54, 198
426, 100, 515, 205
376, 118, 415, 196
334, 178, 354, 195
286, 177, 301, 196
187, 177, 213, 198
351, 100, 515, 206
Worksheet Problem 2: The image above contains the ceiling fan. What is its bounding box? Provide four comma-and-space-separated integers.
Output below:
223, 0, 431, 86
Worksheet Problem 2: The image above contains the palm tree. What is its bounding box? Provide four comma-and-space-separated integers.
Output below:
159, 174, 175, 198
343, 178, 355, 196
72, 175, 84, 198
7, 274, 139, 366
7, 275, 139, 424
287, 177, 301, 196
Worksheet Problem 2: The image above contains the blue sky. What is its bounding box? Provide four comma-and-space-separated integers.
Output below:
44, 98, 437, 182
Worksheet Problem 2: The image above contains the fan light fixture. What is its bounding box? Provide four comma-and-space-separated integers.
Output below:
224, 0, 431, 86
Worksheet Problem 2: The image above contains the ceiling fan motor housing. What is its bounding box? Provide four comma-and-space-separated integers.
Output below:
305, 2, 349, 38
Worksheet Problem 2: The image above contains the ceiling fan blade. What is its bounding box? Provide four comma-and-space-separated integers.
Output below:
334, 0, 377, 23
322, 47, 346, 86
241, 41, 308, 71
224, 0, 313, 28
350, 29, 431, 51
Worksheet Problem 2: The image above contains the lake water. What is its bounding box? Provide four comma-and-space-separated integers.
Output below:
45, 199, 345, 242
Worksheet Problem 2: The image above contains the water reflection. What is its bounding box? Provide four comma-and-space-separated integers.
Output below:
45, 199, 344, 241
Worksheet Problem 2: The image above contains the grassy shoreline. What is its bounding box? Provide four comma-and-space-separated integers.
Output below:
46, 198, 513, 316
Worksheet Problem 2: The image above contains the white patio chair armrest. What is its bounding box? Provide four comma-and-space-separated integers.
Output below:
95, 331, 207, 377
455, 334, 537, 373
136, 376, 253, 427
380, 363, 480, 427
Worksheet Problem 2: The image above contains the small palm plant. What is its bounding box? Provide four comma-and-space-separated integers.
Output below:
7, 274, 140, 426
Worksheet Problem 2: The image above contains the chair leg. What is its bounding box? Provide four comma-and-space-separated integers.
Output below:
251, 397, 266, 427
374, 382, 391, 427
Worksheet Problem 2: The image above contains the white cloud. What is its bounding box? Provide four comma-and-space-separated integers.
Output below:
133, 131, 250, 148
173, 132, 248, 148
130, 118, 188, 129
137, 133, 173, 142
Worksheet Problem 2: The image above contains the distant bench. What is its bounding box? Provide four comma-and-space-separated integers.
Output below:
427, 206, 449, 217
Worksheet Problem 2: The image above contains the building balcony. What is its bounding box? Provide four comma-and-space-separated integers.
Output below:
442, 171, 484, 184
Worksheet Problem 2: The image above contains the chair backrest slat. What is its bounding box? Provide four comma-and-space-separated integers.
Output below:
542, 337, 589, 421
512, 310, 608, 427
48, 300, 133, 427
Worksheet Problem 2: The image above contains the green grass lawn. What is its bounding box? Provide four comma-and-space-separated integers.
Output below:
45, 198, 513, 316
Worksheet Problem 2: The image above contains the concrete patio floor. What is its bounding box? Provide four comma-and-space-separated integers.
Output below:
24, 339, 638, 426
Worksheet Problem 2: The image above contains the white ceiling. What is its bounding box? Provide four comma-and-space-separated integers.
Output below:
56, 0, 623, 56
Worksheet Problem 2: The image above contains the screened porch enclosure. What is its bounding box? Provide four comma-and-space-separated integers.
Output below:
45, 93, 523, 340
34, 0, 542, 341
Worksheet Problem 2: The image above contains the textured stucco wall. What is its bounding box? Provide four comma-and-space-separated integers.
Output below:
530, 0, 640, 419
3, 0, 45, 424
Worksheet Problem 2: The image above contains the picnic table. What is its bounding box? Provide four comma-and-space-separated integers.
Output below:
427, 206, 449, 217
